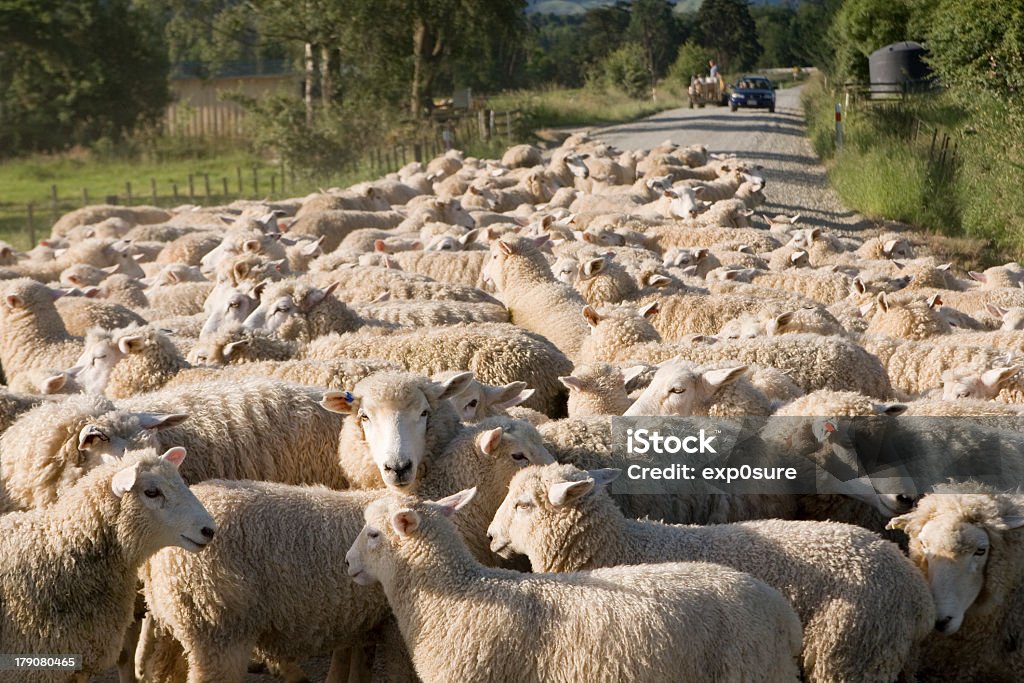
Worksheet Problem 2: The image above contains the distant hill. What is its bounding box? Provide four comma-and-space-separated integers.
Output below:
527, 0, 797, 15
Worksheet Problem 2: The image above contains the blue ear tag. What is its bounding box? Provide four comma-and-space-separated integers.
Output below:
344, 391, 354, 403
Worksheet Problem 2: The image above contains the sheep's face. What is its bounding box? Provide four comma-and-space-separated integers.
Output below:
475, 423, 554, 486
348, 490, 476, 586
942, 367, 1018, 401
201, 284, 259, 339
323, 372, 472, 489
68, 334, 125, 395
76, 412, 188, 467
446, 380, 532, 423
113, 449, 217, 554
1000, 308, 1024, 331
552, 257, 579, 286
623, 362, 746, 417
718, 315, 763, 340
488, 465, 617, 565
912, 517, 991, 635
242, 283, 333, 338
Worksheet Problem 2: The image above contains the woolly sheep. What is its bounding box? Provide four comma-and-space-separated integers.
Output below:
346, 489, 803, 683
139, 482, 387, 683
50, 204, 171, 239
0, 278, 84, 377
560, 362, 643, 417
888, 483, 1024, 680
354, 297, 509, 327
0, 388, 46, 436
302, 323, 571, 416
321, 370, 470, 489
54, 295, 147, 337
0, 448, 214, 683
288, 209, 406, 252
481, 235, 590, 360
435, 371, 534, 423
624, 360, 772, 417
6, 368, 80, 396
242, 280, 369, 343
864, 336, 1013, 397
489, 463, 934, 683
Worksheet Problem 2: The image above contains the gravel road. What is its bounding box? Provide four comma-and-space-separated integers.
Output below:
592, 86, 871, 235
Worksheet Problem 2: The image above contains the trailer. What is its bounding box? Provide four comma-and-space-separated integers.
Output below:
688, 74, 727, 108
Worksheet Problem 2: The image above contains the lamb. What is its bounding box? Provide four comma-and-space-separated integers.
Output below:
0, 378, 348, 511
580, 303, 892, 398
346, 489, 803, 683
888, 483, 1024, 681
407, 416, 555, 563
241, 280, 370, 343
303, 323, 572, 416
0, 278, 84, 378
560, 362, 641, 417
319, 370, 470, 490
481, 235, 594, 360
435, 371, 535, 423
489, 463, 934, 683
138, 482, 388, 683
0, 447, 215, 683
81, 325, 191, 398
864, 336, 1012, 397
624, 360, 773, 417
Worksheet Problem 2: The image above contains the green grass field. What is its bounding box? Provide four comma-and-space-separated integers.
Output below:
489, 84, 690, 132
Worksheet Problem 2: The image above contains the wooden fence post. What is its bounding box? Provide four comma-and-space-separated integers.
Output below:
172, 183, 179, 200
222, 177, 229, 198
126, 182, 133, 204
82, 188, 89, 206
271, 174, 277, 195
204, 174, 211, 202
51, 185, 59, 222
151, 178, 157, 203
188, 175, 195, 200
253, 167, 259, 195
237, 167, 243, 194
27, 203, 35, 246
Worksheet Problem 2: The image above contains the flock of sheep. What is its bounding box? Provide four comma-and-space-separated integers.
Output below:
1, 134, 1023, 683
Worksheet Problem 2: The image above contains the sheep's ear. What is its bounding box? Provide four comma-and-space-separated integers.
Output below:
111, 464, 139, 499
773, 311, 794, 333
431, 372, 475, 402
559, 376, 584, 392
883, 239, 900, 256
301, 235, 326, 256
581, 257, 605, 279
222, 339, 250, 359
702, 366, 747, 390
41, 374, 68, 394
639, 301, 660, 319
1001, 515, 1024, 530
987, 304, 1008, 318
476, 427, 504, 456
587, 468, 621, 488
981, 366, 1018, 389
886, 513, 913, 531
937, 263, 951, 272
876, 291, 889, 313
790, 250, 807, 264
548, 478, 594, 507
460, 228, 480, 245
301, 282, 339, 312
693, 248, 709, 261
497, 240, 514, 256
243, 239, 262, 253
118, 334, 146, 355
252, 280, 269, 300
137, 413, 189, 430
873, 402, 908, 416
320, 390, 359, 414
374, 239, 388, 254
432, 487, 477, 516
969, 271, 986, 283
621, 365, 647, 385
160, 447, 187, 468
582, 305, 602, 328
391, 509, 421, 537
852, 277, 866, 295
78, 425, 106, 450
488, 382, 532, 410
680, 265, 699, 277
809, 227, 821, 239
647, 274, 672, 288
859, 301, 876, 317
927, 294, 942, 309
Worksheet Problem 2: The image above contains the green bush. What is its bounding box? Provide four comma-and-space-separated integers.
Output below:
668, 41, 712, 88
600, 43, 650, 99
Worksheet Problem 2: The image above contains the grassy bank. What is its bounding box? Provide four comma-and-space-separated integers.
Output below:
802, 75, 1024, 264
489, 84, 689, 132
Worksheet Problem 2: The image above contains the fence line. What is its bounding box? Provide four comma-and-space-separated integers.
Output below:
16, 110, 523, 246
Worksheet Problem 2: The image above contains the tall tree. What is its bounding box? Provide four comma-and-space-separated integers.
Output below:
0, 0, 170, 154
626, 0, 682, 92
828, 0, 911, 82
697, 0, 762, 73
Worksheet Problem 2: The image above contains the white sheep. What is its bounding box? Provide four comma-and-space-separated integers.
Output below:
0, 448, 215, 683
489, 463, 934, 683
345, 489, 803, 683
624, 360, 772, 416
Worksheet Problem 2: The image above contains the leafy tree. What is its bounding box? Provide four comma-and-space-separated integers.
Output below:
601, 43, 650, 99
579, 2, 632, 73
668, 40, 713, 86
697, 0, 762, 73
0, 0, 170, 154
828, 0, 911, 82
751, 5, 797, 69
626, 0, 683, 91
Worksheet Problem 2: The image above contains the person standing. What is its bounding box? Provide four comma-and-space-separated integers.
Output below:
709, 59, 719, 80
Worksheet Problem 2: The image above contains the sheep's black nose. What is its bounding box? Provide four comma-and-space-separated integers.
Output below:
344, 557, 350, 568
201, 527, 215, 540
386, 461, 413, 476
486, 533, 494, 542
935, 616, 953, 632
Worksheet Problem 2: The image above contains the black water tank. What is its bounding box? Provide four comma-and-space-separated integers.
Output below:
869, 41, 931, 96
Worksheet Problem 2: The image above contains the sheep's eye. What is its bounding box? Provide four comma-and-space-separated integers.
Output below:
420, 409, 429, 417
195, 355, 207, 363
467, 399, 479, 408
144, 488, 161, 499
515, 500, 532, 510
975, 547, 988, 556
367, 530, 380, 540
511, 452, 527, 462
228, 301, 240, 309
276, 306, 289, 313
669, 387, 686, 394
359, 413, 369, 423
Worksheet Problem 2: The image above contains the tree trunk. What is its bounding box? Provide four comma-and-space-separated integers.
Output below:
320, 45, 332, 108
410, 17, 427, 118
304, 42, 315, 126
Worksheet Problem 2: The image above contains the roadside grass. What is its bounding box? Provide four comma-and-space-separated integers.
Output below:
802, 75, 1024, 267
